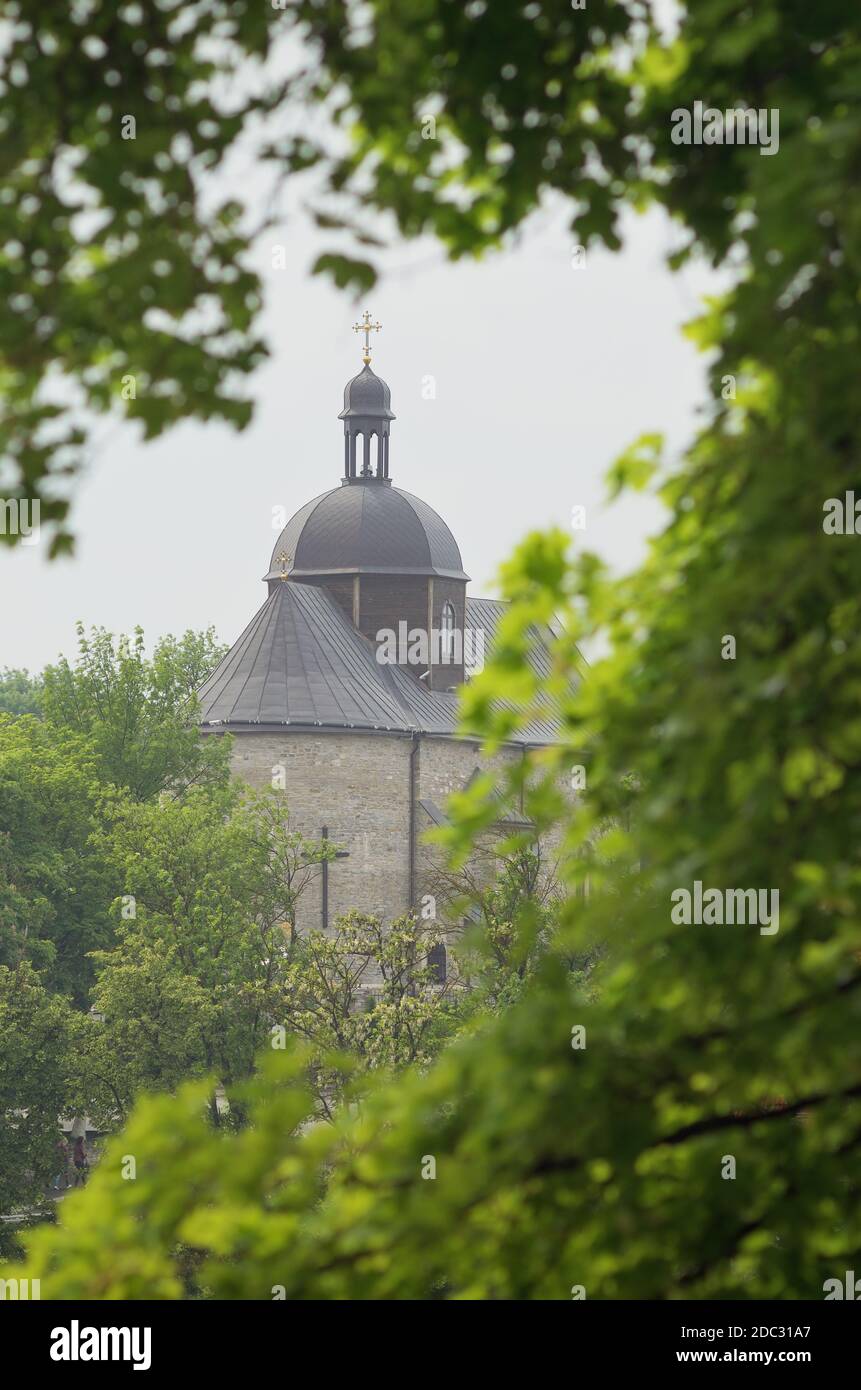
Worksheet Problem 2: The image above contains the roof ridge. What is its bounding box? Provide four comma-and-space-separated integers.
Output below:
198, 593, 275, 705
302, 583, 418, 728
228, 588, 281, 717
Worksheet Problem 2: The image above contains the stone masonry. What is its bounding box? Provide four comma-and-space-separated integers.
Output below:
220, 729, 544, 935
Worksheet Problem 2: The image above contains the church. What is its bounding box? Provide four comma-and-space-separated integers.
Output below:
197, 316, 566, 943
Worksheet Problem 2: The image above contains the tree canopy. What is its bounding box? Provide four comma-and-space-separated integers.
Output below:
0, 713, 112, 998
5, 0, 857, 550
41, 624, 229, 799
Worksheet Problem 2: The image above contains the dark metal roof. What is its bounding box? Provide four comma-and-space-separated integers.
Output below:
338, 364, 395, 420
266, 481, 469, 581
197, 582, 415, 732
465, 596, 562, 685
462, 596, 566, 744
198, 584, 566, 744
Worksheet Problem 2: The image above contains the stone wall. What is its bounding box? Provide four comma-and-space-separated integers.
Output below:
226, 729, 414, 934
221, 729, 565, 940
414, 737, 567, 951
417, 734, 523, 810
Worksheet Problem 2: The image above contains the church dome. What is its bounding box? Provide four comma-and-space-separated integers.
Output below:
266, 483, 468, 580
339, 364, 395, 420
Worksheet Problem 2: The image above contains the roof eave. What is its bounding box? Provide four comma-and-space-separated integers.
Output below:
262, 566, 470, 581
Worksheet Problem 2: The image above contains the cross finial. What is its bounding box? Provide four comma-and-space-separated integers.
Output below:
352, 309, 382, 365
276, 550, 291, 578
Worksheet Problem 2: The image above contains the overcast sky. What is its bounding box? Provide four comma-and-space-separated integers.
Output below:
2, 185, 721, 673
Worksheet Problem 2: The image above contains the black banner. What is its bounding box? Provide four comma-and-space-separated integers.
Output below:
4, 1298, 857, 1374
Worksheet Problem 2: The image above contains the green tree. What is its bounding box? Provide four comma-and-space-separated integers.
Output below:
0, 1, 274, 552
429, 841, 564, 1014
86, 786, 336, 1123
42, 624, 229, 800
0, 962, 79, 1239
0, 624, 231, 998
0, 668, 43, 718
277, 909, 457, 1118
0, 714, 113, 1000
86, 788, 459, 1127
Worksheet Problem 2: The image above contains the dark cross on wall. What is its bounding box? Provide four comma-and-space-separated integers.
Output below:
321, 825, 350, 931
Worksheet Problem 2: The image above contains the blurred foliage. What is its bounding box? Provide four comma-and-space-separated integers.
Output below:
4, 0, 861, 1300
4, 0, 857, 552
0, 0, 275, 550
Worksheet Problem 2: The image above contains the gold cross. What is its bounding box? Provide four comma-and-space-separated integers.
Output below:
276, 550, 291, 577
353, 309, 382, 365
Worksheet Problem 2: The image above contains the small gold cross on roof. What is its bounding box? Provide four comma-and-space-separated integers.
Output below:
276, 550, 291, 577
353, 309, 382, 365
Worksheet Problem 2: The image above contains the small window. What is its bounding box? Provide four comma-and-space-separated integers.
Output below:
440, 602, 456, 663
427, 942, 447, 984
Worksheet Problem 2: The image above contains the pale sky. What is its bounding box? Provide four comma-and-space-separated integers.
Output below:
1, 190, 720, 673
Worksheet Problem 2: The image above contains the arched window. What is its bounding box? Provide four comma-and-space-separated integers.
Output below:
440, 602, 456, 664
427, 942, 447, 985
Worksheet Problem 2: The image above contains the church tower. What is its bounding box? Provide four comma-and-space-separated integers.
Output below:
265, 314, 469, 691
